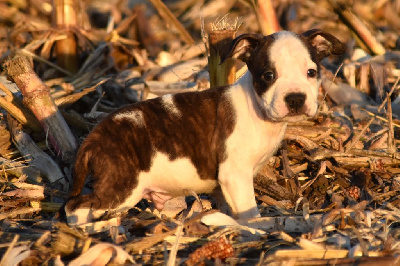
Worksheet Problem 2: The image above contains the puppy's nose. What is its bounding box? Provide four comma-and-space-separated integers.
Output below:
284, 93, 306, 113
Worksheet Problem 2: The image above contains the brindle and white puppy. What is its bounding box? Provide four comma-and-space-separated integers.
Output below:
65, 29, 344, 226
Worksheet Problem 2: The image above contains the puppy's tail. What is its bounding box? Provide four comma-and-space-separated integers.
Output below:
69, 146, 91, 197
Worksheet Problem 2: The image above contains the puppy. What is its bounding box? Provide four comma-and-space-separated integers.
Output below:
65, 29, 344, 226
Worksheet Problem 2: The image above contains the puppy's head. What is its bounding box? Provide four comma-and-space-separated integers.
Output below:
221, 29, 345, 122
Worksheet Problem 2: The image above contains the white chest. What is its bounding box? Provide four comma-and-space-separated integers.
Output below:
225, 73, 287, 171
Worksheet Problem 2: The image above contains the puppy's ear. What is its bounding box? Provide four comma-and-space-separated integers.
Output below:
301, 29, 345, 61
220, 34, 262, 64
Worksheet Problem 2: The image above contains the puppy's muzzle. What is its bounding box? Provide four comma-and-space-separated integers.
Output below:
284, 92, 306, 115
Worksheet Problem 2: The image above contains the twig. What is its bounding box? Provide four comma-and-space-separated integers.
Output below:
0, 235, 19, 266
54, 78, 108, 107
320, 62, 344, 108
148, 0, 195, 45
378, 76, 400, 112
166, 220, 184, 266
344, 117, 374, 152
282, 140, 295, 178
0, 207, 41, 220
300, 161, 327, 194
346, 76, 400, 152
361, 108, 400, 128
387, 93, 396, 154
351, 148, 400, 160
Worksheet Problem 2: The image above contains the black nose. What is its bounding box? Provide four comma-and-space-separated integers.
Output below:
284, 93, 306, 113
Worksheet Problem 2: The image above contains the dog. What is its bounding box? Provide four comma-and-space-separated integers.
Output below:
65, 29, 344, 226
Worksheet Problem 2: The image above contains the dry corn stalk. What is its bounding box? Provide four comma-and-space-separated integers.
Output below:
4, 55, 77, 162
253, 0, 280, 35
186, 236, 234, 265
328, 0, 385, 55
208, 17, 241, 88
52, 0, 79, 73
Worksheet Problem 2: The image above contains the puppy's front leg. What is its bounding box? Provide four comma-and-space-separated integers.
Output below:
218, 167, 260, 219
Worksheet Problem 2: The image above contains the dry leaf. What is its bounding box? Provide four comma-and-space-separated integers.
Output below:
157, 196, 187, 218
0, 245, 31, 266
200, 212, 239, 227
68, 243, 134, 266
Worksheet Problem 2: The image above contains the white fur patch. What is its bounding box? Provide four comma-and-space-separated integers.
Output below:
161, 94, 181, 116
262, 32, 320, 121
216, 73, 287, 218
228, 72, 288, 170
66, 207, 91, 225
66, 207, 107, 226
115, 152, 218, 213
114, 110, 145, 126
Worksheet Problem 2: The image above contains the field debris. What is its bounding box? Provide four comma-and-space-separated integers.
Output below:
0, 0, 400, 264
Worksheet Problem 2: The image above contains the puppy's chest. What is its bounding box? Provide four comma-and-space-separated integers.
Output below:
230, 120, 286, 165
226, 90, 287, 165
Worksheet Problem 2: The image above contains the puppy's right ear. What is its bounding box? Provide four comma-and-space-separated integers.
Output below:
220, 34, 262, 64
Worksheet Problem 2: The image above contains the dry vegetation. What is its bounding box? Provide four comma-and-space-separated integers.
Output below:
0, 0, 400, 265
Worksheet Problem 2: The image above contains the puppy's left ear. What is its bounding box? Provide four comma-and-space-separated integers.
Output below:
301, 29, 345, 61
219, 34, 263, 64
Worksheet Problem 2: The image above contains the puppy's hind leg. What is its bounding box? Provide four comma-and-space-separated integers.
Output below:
65, 187, 146, 226
112, 186, 147, 215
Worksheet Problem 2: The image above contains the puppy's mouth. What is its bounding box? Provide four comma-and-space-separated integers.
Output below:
280, 113, 315, 122
265, 106, 318, 122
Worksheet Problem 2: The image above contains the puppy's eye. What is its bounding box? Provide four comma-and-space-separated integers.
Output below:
307, 69, 317, 78
262, 71, 274, 81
